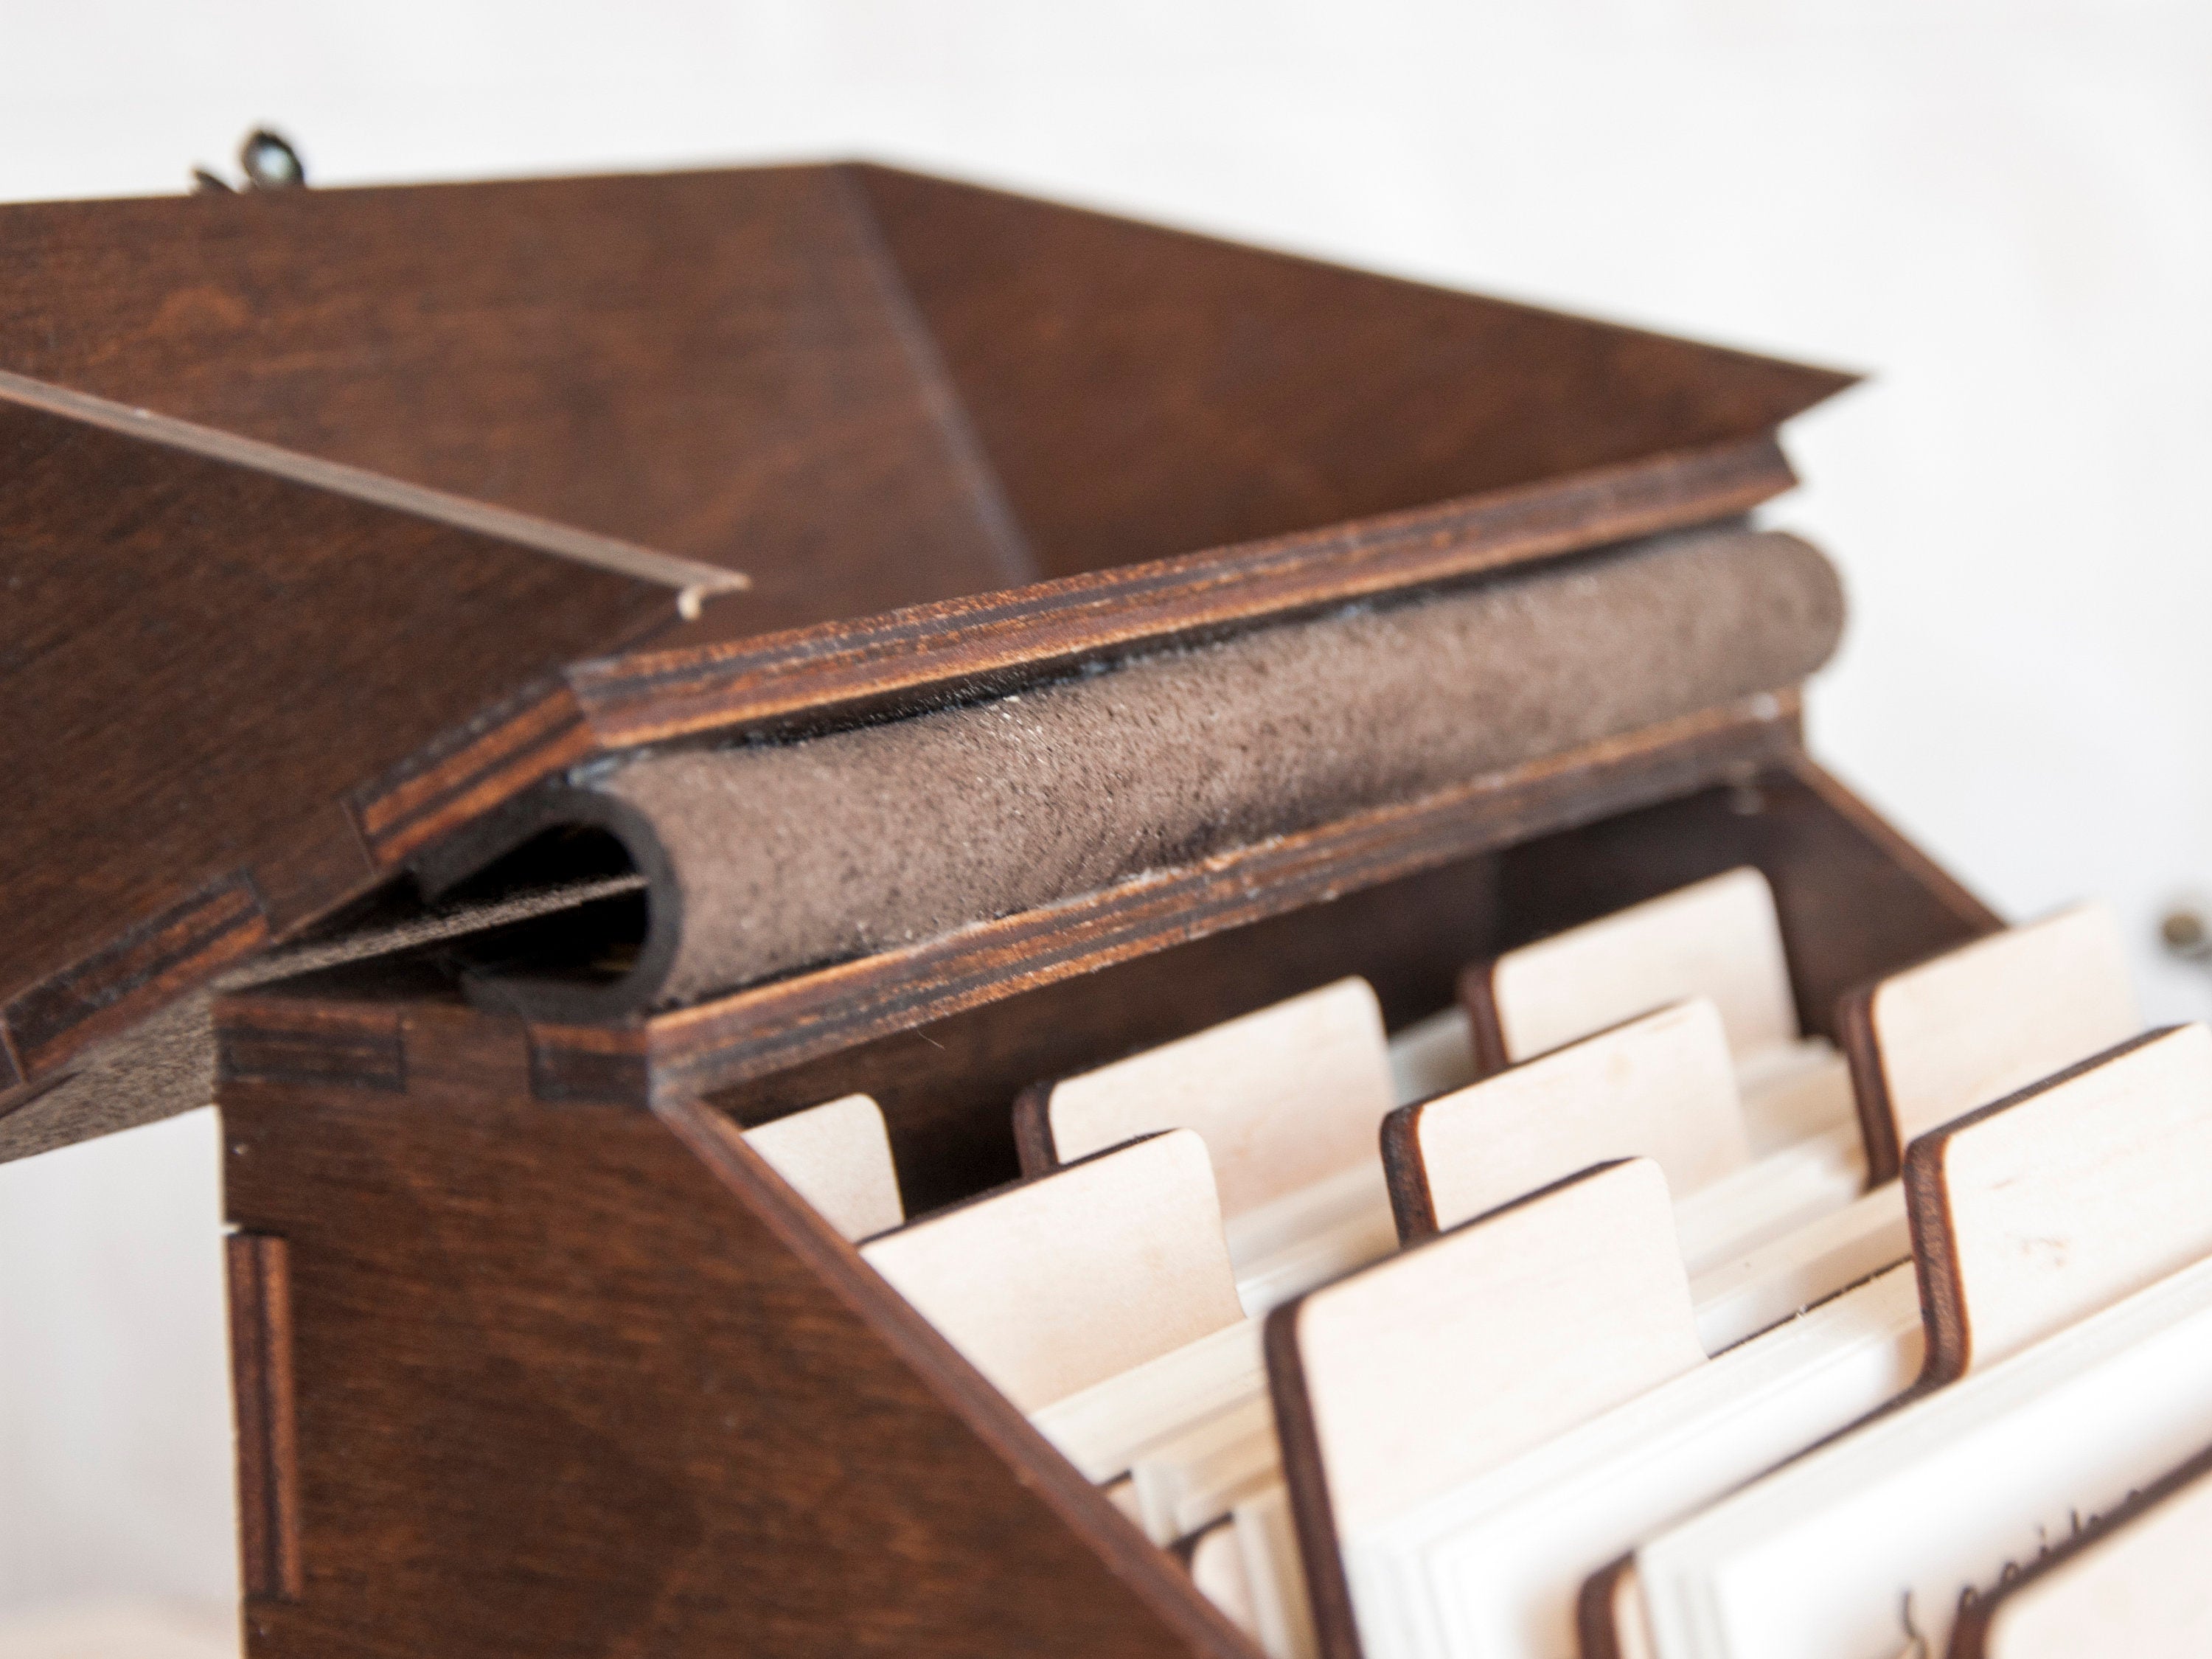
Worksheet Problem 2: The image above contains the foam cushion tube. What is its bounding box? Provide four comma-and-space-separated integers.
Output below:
462, 524, 1843, 1018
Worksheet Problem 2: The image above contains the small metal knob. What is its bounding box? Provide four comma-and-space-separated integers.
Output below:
240, 129, 306, 189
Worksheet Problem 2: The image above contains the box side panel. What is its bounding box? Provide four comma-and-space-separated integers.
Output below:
220, 1064, 1239, 1659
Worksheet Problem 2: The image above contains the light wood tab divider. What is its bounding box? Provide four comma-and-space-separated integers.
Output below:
1267, 1158, 1703, 1659
1015, 977, 1393, 1222
861, 1130, 1244, 1413
1844, 901, 2139, 1182
1470, 867, 1798, 1070
741, 1093, 903, 1242
1382, 998, 1749, 1239
1907, 1023, 2212, 1382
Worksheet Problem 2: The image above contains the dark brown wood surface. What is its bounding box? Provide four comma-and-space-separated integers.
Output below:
202, 721, 2002, 1658
226, 1234, 302, 1604
0, 166, 1033, 628
553, 434, 1801, 753
0, 397, 672, 1099
0, 159, 1848, 1151
850, 164, 1854, 580
1899, 1029, 2171, 1387
218, 1054, 1253, 1658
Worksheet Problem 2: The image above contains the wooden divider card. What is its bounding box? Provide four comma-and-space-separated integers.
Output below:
1840, 900, 2137, 1183
1465, 869, 1854, 1152
740, 1093, 904, 1242
1383, 1001, 1750, 1240
860, 1128, 1244, 1413
1632, 1023, 2212, 1659
1340, 1264, 1924, 1659
1116, 1004, 1897, 1579
1017, 978, 1400, 1312
1267, 1159, 1708, 1659
1950, 1442, 2212, 1658
1386, 1001, 1902, 1354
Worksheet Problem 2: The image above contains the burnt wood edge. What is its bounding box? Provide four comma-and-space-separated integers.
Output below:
1836, 982, 1905, 1187
1575, 1556, 1637, 1659
352, 677, 599, 869
1944, 1434, 2212, 1658
1265, 1162, 1634, 1659
1261, 1296, 1359, 1659
0, 368, 743, 601
1377, 1102, 1440, 1244
1799, 748, 2010, 1187
1010, 1082, 1062, 1178
1455, 961, 1514, 1079
0, 874, 272, 1107
227, 1232, 303, 1603
1900, 1028, 2177, 1387
657, 1093, 1259, 1659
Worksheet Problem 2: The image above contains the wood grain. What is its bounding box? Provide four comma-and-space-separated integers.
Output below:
1385, 998, 1749, 1241
1905, 1024, 2212, 1383
1488, 751, 2001, 1052
0, 397, 672, 1113
1842, 902, 2140, 1185
859, 1130, 1243, 1413
1016, 978, 1393, 1222
0, 159, 1846, 1154
227, 1232, 302, 1604
1267, 1159, 1703, 1659
218, 1062, 1257, 1659
559, 436, 1803, 750
741, 1093, 904, 1242
0, 166, 1030, 626
849, 164, 1853, 582
1473, 866, 1798, 1069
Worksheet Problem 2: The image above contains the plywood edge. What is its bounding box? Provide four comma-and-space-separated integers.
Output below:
1262, 1289, 1360, 1659
227, 1232, 302, 1604
1902, 1027, 2180, 1384
0, 367, 746, 601
1835, 978, 1902, 1188
1378, 1101, 1442, 1243
564, 434, 1801, 748
1009, 1078, 1060, 1178
660, 1094, 1260, 1659
1455, 959, 1515, 1079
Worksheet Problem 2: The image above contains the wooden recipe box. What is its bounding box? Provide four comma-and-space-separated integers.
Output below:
0, 161, 1994, 1658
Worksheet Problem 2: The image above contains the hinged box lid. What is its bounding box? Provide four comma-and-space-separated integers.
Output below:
0, 160, 1851, 1151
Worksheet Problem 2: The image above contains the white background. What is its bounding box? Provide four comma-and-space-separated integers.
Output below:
1, 1, 2209, 1651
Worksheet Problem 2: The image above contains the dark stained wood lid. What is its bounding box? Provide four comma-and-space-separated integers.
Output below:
0, 159, 1854, 1132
